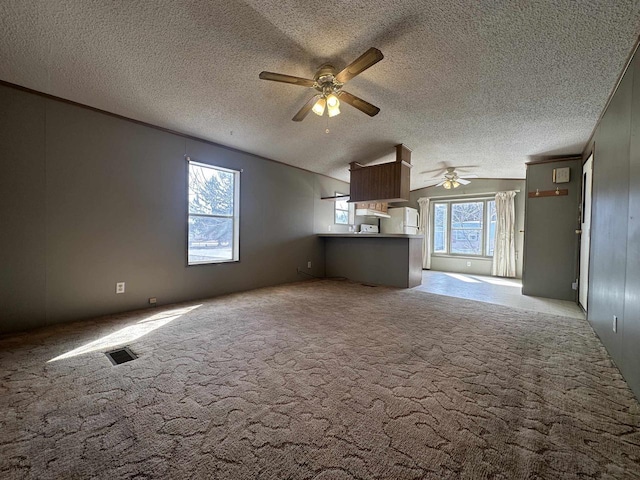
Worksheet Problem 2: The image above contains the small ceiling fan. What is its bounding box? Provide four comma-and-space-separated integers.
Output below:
427, 167, 478, 189
259, 48, 383, 121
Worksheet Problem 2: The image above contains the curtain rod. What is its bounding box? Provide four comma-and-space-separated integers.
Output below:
418, 189, 520, 200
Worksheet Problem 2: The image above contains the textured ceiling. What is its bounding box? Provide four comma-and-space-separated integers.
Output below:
1, 1, 639, 189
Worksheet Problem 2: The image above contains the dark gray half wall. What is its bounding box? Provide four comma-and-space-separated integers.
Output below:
0, 83, 347, 333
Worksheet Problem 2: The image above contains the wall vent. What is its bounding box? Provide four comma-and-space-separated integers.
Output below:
106, 347, 137, 365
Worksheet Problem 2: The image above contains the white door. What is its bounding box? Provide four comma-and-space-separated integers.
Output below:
579, 154, 593, 310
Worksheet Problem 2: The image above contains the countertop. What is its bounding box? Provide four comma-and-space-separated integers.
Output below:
318, 233, 423, 239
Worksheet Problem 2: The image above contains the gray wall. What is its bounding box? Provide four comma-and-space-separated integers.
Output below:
0, 87, 46, 332
584, 46, 640, 399
522, 159, 582, 300
0, 84, 348, 333
409, 179, 526, 278
313, 176, 355, 234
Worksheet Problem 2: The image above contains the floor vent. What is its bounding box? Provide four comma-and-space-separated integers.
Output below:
106, 347, 137, 365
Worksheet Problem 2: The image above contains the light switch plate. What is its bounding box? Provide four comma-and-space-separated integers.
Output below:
553, 167, 570, 183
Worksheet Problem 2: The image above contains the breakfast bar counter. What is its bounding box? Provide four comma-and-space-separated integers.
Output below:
318, 234, 423, 288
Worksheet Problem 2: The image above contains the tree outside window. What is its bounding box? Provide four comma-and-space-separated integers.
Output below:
335, 193, 350, 224
188, 161, 240, 264
432, 199, 495, 257
434, 203, 448, 253
451, 202, 483, 255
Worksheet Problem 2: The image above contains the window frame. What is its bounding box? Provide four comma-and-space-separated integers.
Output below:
431, 197, 496, 258
187, 159, 241, 266
334, 191, 353, 225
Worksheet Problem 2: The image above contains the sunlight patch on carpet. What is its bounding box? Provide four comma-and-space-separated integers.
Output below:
471, 275, 521, 287
444, 273, 481, 283
47, 305, 201, 362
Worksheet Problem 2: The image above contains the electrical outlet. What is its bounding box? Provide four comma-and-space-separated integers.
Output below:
328, 225, 332, 232
116, 282, 125, 294
613, 315, 618, 333
149, 297, 157, 305
466, 261, 471, 267
307, 261, 312, 269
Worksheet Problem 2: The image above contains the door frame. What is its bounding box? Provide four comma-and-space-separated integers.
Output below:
578, 152, 594, 311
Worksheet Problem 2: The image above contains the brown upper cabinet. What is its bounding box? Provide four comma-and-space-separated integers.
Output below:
348, 144, 412, 203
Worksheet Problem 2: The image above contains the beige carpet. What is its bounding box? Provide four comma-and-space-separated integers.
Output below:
1, 279, 639, 479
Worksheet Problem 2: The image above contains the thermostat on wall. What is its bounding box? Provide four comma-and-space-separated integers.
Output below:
553, 167, 570, 184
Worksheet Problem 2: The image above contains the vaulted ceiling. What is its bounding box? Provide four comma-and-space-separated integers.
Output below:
1, 1, 639, 188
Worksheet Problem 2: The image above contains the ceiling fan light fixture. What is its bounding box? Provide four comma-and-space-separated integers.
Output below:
452, 180, 460, 188
326, 93, 340, 117
312, 97, 326, 116
327, 103, 340, 117
443, 180, 452, 189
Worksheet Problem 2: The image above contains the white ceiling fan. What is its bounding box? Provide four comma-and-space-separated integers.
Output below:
423, 167, 478, 189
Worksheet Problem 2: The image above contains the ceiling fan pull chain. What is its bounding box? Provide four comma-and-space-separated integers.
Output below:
325, 115, 330, 134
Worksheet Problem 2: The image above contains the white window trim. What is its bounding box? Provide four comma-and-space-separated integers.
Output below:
334, 191, 353, 225
187, 159, 240, 265
432, 196, 496, 258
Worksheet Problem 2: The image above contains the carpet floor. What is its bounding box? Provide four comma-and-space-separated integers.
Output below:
1, 279, 639, 479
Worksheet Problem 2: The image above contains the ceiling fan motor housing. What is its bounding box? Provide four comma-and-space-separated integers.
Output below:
314, 64, 342, 94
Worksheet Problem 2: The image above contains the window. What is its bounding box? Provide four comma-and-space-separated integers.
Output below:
334, 192, 351, 225
486, 200, 497, 256
451, 201, 483, 255
433, 203, 448, 253
187, 160, 240, 265
432, 199, 496, 256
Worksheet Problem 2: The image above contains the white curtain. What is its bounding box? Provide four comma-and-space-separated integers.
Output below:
417, 197, 431, 269
492, 191, 516, 277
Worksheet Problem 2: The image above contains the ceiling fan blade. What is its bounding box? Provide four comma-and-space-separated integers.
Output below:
422, 164, 479, 175
420, 168, 448, 176
335, 48, 384, 84
259, 71, 316, 87
458, 174, 479, 179
339, 91, 380, 117
435, 180, 447, 187
421, 179, 442, 187
292, 95, 321, 122
457, 178, 471, 185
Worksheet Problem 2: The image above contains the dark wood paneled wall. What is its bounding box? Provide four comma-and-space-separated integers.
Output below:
586, 46, 640, 399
